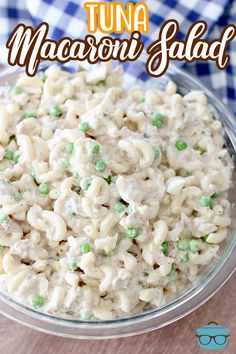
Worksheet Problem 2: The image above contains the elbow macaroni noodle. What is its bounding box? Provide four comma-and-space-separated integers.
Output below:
0, 63, 233, 320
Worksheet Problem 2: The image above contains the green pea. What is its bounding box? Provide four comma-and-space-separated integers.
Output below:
50, 106, 62, 117
3, 149, 18, 162
114, 201, 125, 213
25, 111, 37, 119
200, 195, 212, 208
125, 227, 140, 239
0, 215, 9, 224
182, 253, 189, 263
176, 239, 189, 251
151, 113, 164, 128
189, 239, 201, 252
39, 183, 50, 195
12, 86, 23, 95
167, 264, 176, 276
79, 122, 90, 132
32, 295, 44, 309
0, 245, 5, 252
66, 142, 74, 154
13, 192, 22, 202
72, 171, 80, 179
69, 260, 78, 270
90, 143, 100, 154
60, 158, 70, 169
80, 243, 91, 254
95, 159, 106, 172
4, 149, 15, 160
175, 140, 187, 151
161, 242, 169, 255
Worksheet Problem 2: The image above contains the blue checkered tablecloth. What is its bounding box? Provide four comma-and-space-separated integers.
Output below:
0, 0, 235, 114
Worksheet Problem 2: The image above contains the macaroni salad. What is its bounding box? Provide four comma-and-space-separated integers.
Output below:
0, 64, 233, 320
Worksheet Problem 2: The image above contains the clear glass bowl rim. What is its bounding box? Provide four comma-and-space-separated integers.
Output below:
0, 61, 235, 339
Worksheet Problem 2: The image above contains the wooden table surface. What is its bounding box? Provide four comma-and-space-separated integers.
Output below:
0, 272, 235, 354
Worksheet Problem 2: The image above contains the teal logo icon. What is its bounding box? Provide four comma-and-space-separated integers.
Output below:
196, 322, 230, 350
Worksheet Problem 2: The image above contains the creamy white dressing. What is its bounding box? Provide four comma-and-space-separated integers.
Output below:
0, 64, 233, 320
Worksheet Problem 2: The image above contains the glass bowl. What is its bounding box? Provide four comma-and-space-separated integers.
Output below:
0, 61, 235, 339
